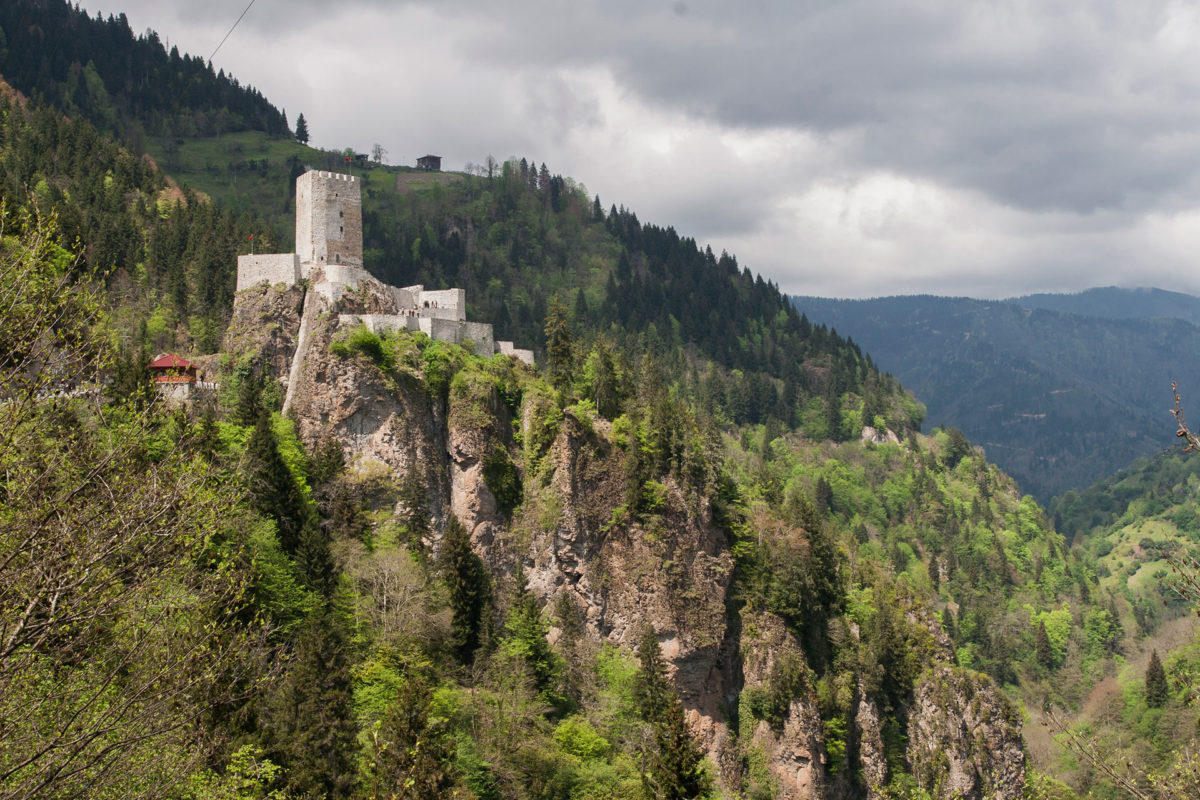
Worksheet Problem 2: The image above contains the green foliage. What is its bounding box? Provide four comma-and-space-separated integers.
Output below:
439, 516, 491, 663
0, 217, 275, 800
245, 408, 313, 554
185, 745, 291, 800
1031, 607, 1072, 669
330, 323, 393, 369
483, 445, 523, 516
262, 611, 358, 799
742, 652, 811, 732
1145, 649, 1168, 708
367, 676, 455, 800
633, 627, 712, 800
544, 293, 574, 392
579, 338, 626, 419
500, 568, 565, 709
554, 716, 610, 760
420, 337, 469, 403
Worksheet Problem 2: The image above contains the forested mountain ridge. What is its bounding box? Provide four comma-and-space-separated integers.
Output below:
1007, 286, 1200, 326
0, 0, 290, 144
792, 294, 1200, 502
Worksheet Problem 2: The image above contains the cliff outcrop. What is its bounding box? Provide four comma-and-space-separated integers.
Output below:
228, 276, 1028, 800
740, 612, 827, 799
908, 666, 1025, 800
221, 281, 304, 382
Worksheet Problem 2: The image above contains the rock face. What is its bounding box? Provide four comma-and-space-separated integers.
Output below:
907, 667, 1025, 800
740, 612, 827, 799
854, 688, 888, 800
221, 282, 304, 382
228, 275, 1029, 800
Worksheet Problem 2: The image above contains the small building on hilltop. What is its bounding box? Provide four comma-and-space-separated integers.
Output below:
416, 154, 441, 172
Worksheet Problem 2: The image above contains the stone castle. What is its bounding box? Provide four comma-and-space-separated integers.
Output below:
236, 170, 534, 367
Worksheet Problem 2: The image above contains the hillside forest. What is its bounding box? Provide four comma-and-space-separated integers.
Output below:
2, 2, 1199, 800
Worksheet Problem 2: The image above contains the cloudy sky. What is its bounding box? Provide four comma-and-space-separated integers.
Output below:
82, 0, 1200, 299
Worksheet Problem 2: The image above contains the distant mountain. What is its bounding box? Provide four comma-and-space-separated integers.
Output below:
1006, 286, 1200, 326
792, 293, 1200, 501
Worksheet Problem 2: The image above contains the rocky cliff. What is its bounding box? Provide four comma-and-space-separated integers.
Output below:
228, 277, 1029, 799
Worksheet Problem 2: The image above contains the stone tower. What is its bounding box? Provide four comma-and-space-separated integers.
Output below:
295, 170, 362, 268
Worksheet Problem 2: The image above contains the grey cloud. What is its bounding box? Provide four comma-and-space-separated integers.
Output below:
383, 0, 1200, 215
102, 1, 1200, 213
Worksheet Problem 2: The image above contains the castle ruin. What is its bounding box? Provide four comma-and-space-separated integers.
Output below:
236, 170, 534, 370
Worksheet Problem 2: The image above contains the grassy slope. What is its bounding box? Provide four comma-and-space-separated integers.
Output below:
149, 131, 443, 244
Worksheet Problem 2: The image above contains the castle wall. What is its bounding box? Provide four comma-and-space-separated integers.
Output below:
460, 321, 495, 357
389, 285, 422, 309
308, 265, 374, 303
236, 253, 300, 291
418, 288, 465, 320
333, 315, 530, 363
498, 341, 536, 366
338, 314, 419, 335
296, 171, 363, 267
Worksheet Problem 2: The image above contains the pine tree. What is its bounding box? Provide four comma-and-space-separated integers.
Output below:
370, 676, 454, 799
267, 611, 358, 799
543, 294, 573, 392
501, 565, 563, 708
633, 627, 711, 800
295, 112, 309, 144
440, 516, 490, 663
1145, 649, 1168, 707
308, 434, 345, 488
245, 409, 311, 553
397, 466, 430, 548
196, 405, 221, 460
296, 520, 336, 596
1035, 620, 1054, 669
235, 369, 263, 426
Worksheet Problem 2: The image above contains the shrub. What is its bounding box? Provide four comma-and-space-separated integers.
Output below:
483, 446, 523, 515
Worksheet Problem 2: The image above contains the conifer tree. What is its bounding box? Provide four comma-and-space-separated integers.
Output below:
235, 369, 263, 426
440, 515, 490, 663
295, 112, 309, 144
501, 565, 563, 708
633, 626, 711, 800
397, 466, 430, 548
1035, 620, 1054, 669
308, 434, 345, 488
544, 294, 573, 392
371, 676, 454, 799
245, 408, 310, 553
267, 611, 358, 799
296, 520, 336, 597
1145, 649, 1168, 707
196, 405, 221, 460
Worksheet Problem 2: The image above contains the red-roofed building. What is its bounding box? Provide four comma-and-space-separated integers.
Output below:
149, 353, 200, 384
148, 354, 212, 406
